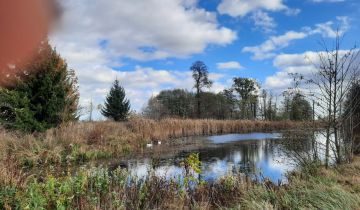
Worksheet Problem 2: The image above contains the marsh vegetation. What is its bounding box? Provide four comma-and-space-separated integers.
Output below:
0, 24, 359, 210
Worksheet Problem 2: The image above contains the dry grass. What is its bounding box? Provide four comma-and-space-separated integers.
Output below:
0, 119, 303, 168
127, 118, 300, 140
1, 119, 358, 210
323, 156, 360, 193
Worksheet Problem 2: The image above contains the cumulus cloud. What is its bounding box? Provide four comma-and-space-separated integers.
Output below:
264, 49, 356, 90
242, 17, 350, 60
265, 52, 318, 90
310, 0, 345, 2
309, 16, 350, 38
217, 0, 299, 32
250, 11, 277, 33
243, 31, 307, 60
217, 0, 288, 17
217, 61, 244, 70
52, 0, 236, 61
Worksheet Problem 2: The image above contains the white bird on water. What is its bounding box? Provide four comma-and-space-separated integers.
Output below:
146, 141, 162, 148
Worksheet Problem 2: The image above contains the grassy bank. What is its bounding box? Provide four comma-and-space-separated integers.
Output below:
4, 119, 346, 209
1, 152, 359, 210
0, 119, 302, 168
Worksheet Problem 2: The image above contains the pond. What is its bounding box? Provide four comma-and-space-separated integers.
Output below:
109, 132, 302, 183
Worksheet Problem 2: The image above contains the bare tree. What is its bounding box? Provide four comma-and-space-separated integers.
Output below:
309, 33, 360, 165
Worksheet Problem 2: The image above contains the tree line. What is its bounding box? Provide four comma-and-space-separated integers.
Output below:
143, 61, 313, 121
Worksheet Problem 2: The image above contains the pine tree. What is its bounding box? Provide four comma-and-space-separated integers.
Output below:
0, 42, 79, 132
101, 79, 130, 121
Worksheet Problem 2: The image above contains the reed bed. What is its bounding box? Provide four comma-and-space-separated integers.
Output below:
128, 118, 300, 140
0, 119, 303, 168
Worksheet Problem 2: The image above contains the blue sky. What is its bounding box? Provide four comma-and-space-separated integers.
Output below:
50, 0, 360, 119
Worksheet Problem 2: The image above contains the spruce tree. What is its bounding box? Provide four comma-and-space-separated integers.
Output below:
101, 79, 130, 121
0, 42, 79, 132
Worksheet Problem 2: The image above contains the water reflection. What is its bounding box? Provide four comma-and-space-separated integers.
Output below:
208, 133, 282, 144
116, 133, 299, 182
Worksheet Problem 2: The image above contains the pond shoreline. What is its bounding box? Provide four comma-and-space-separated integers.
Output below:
0, 119, 310, 169
2, 153, 360, 209
1, 120, 359, 209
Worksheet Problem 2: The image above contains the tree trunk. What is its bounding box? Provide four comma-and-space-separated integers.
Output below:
196, 91, 201, 118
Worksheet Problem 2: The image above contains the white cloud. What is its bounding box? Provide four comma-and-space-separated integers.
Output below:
310, 16, 349, 38
217, 0, 288, 17
217, 0, 299, 34
265, 51, 317, 89
242, 17, 350, 60
310, 0, 345, 2
264, 49, 355, 90
79, 65, 193, 103
284, 8, 301, 16
243, 31, 307, 60
217, 61, 244, 70
52, 0, 236, 61
250, 11, 277, 33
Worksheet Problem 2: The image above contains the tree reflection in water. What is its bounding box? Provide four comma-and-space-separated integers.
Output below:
115, 132, 323, 183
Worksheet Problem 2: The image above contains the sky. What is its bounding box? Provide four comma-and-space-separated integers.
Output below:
49, 0, 360, 119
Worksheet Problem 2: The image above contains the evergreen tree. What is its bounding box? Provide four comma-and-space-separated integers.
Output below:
0, 89, 42, 132
344, 81, 360, 154
345, 81, 360, 120
0, 42, 79, 132
101, 79, 130, 121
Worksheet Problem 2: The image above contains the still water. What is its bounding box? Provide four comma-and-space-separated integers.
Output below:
112, 133, 299, 182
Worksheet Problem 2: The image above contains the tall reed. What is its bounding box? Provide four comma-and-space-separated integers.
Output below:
0, 119, 304, 168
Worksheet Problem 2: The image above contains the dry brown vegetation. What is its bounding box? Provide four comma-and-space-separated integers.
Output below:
0, 118, 303, 168
0, 119, 359, 209
127, 118, 300, 140
323, 156, 360, 192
